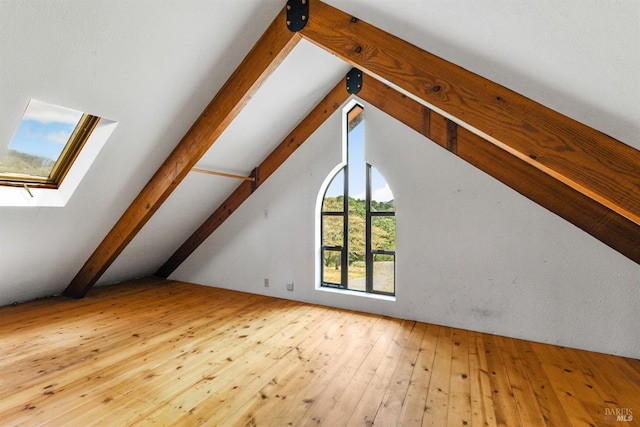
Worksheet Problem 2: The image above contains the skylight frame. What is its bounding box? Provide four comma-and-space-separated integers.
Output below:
0, 103, 100, 189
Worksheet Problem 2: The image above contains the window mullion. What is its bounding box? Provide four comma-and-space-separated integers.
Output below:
342, 164, 349, 288
365, 163, 373, 293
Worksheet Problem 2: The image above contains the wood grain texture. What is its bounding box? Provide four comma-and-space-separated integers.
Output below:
357, 75, 640, 264
1, 278, 638, 426
67, 0, 640, 299
301, 0, 640, 226
156, 77, 350, 278
63, 6, 300, 298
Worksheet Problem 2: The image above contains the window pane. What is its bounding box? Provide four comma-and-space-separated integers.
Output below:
347, 260, 366, 291
346, 118, 366, 292
322, 169, 344, 212
0, 100, 83, 180
322, 249, 342, 285
348, 120, 365, 202
373, 253, 395, 294
370, 166, 395, 212
347, 206, 366, 291
322, 215, 344, 247
372, 216, 396, 251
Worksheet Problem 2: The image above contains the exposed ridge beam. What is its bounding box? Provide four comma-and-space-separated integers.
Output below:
156, 77, 350, 278
63, 6, 301, 298
300, 0, 640, 228
358, 74, 640, 264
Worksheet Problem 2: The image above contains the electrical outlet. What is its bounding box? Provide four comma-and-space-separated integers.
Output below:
286, 282, 294, 291
264, 278, 269, 287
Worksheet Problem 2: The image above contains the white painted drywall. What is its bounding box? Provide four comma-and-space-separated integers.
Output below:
172, 101, 640, 359
0, 0, 286, 305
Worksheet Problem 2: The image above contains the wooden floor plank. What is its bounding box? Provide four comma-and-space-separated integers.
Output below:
2, 286, 279, 426
295, 314, 389, 426
346, 319, 413, 427
94, 299, 312, 426
395, 323, 439, 427
468, 331, 498, 427
513, 339, 572, 426
372, 321, 428, 426
496, 336, 547, 426
312, 317, 404, 426
214, 310, 360, 427
422, 325, 454, 427
532, 342, 599, 427
623, 357, 640, 375
0, 278, 637, 426
182, 306, 351, 426
548, 343, 638, 427
446, 328, 472, 427
568, 349, 640, 427
481, 333, 521, 427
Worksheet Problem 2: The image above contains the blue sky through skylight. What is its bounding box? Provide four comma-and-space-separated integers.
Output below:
5, 99, 83, 161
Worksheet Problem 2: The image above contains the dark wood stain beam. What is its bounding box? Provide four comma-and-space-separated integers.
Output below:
156, 78, 350, 278
63, 7, 301, 298
358, 75, 640, 264
300, 0, 640, 228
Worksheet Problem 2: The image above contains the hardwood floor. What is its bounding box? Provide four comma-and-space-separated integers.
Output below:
0, 278, 638, 426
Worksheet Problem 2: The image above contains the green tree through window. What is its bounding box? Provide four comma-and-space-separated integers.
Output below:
320, 105, 395, 295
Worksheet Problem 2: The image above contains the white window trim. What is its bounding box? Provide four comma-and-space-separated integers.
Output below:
316, 283, 396, 301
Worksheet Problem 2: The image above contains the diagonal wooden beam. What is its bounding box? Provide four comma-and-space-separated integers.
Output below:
156, 76, 350, 278
300, 0, 640, 230
63, 6, 301, 298
67, 0, 640, 299
358, 74, 640, 264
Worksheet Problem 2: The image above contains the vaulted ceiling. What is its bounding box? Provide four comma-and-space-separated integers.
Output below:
0, 1, 638, 305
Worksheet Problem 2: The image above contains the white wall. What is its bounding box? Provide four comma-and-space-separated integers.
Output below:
1, 0, 636, 350
0, 1, 285, 306
172, 100, 640, 359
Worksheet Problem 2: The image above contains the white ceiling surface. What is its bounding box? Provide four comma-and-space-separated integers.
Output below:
0, 0, 638, 305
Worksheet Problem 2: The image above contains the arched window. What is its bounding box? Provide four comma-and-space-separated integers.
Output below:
320, 104, 395, 296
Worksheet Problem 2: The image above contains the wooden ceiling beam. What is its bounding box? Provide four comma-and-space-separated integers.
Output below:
358, 74, 640, 264
156, 77, 350, 278
63, 6, 301, 298
300, 0, 640, 229
65, 0, 640, 299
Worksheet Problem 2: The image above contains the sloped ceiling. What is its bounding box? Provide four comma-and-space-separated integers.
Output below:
0, 0, 638, 306
101, 40, 348, 285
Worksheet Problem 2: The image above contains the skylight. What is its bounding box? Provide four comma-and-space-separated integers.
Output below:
0, 99, 99, 188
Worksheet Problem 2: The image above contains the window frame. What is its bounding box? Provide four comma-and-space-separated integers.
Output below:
320, 209, 348, 289
0, 106, 100, 189
365, 163, 396, 296
319, 103, 395, 296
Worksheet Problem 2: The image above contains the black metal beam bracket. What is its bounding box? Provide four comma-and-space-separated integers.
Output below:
286, 0, 309, 32
346, 68, 363, 94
